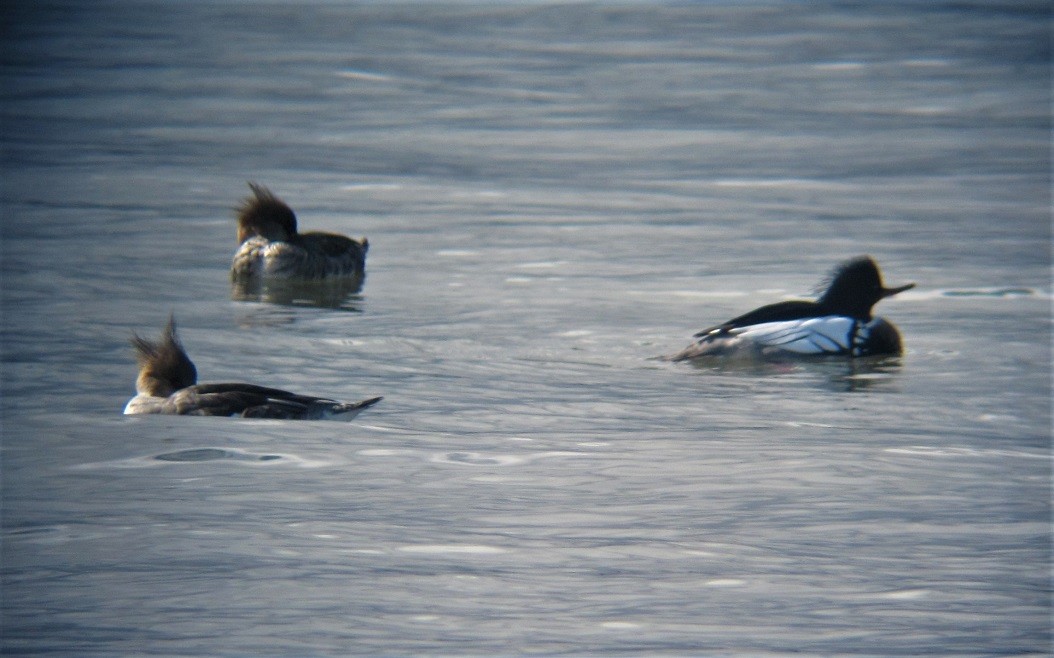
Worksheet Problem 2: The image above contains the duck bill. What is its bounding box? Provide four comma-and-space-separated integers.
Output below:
882, 282, 915, 298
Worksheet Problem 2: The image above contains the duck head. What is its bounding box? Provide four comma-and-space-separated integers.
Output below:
131, 315, 198, 397
818, 256, 914, 319
236, 182, 298, 244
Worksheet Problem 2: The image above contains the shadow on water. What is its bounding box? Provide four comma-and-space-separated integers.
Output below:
231, 275, 365, 311
683, 355, 905, 393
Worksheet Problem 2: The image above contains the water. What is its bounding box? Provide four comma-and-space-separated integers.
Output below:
2, 1, 1050, 655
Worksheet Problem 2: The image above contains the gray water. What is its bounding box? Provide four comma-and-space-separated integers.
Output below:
1, 1, 1050, 655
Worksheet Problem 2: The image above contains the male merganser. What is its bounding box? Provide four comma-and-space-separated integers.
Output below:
231, 183, 368, 280
668, 256, 914, 361
124, 316, 382, 420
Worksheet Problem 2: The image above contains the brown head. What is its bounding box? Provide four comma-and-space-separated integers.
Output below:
130, 315, 198, 396
236, 182, 298, 244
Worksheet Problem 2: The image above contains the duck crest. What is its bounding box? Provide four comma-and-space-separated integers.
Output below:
130, 315, 197, 397
236, 182, 298, 244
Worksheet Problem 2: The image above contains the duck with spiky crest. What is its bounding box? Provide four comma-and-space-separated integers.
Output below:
231, 182, 368, 281
668, 256, 914, 361
124, 316, 381, 420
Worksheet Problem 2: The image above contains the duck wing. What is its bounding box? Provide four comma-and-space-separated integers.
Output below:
160, 386, 277, 417
694, 300, 821, 337
190, 383, 323, 405
298, 232, 366, 259
164, 383, 327, 417
168, 383, 382, 420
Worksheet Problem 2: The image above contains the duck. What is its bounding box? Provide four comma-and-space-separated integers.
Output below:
231, 182, 368, 280
668, 256, 914, 361
123, 316, 382, 420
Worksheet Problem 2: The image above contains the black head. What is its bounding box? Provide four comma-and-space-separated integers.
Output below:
236, 182, 298, 244
817, 256, 914, 319
131, 315, 198, 396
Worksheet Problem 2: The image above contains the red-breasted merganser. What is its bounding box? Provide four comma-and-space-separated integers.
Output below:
668, 256, 914, 361
231, 183, 368, 280
124, 316, 381, 420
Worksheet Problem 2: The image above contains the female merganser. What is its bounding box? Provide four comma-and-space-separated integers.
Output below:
124, 316, 382, 420
668, 256, 914, 361
231, 183, 368, 280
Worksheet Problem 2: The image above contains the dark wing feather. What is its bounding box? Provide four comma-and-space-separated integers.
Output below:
170, 383, 343, 417
298, 232, 364, 259
190, 382, 336, 406
162, 388, 273, 416
694, 300, 822, 337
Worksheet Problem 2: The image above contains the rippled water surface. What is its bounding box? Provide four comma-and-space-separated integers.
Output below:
1, 2, 1050, 655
